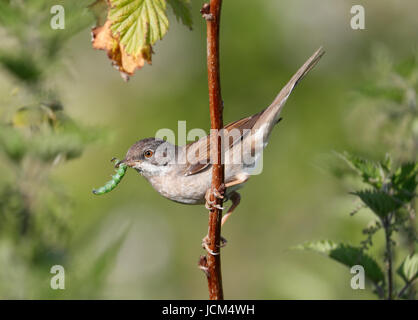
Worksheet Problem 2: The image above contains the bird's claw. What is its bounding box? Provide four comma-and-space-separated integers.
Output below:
205, 186, 225, 211
205, 201, 224, 210
202, 235, 219, 256
212, 184, 225, 200
202, 235, 228, 255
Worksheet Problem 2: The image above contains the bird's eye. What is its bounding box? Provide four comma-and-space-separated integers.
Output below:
144, 150, 153, 158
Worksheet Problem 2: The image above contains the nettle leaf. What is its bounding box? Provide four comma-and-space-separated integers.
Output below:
167, 0, 193, 29
296, 240, 385, 285
392, 162, 418, 202
352, 189, 401, 218
397, 253, 418, 283
338, 152, 383, 188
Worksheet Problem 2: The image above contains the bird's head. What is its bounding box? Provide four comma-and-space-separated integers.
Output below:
120, 138, 177, 177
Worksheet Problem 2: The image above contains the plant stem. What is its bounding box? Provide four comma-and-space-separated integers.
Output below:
398, 279, 416, 298
383, 215, 393, 300
199, 0, 225, 300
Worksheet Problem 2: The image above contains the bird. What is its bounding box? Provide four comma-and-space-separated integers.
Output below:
119, 47, 324, 243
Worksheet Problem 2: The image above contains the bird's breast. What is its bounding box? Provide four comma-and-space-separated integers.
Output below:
147, 170, 211, 205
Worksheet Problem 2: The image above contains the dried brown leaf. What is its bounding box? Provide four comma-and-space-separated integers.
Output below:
91, 20, 152, 81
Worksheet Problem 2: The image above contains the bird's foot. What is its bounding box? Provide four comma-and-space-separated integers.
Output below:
202, 235, 219, 255
213, 183, 225, 199
205, 201, 224, 211
205, 185, 225, 211
202, 235, 228, 255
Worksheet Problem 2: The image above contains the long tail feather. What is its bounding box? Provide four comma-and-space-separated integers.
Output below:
254, 47, 325, 139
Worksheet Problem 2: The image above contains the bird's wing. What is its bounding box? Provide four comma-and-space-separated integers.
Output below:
183, 47, 324, 177
183, 110, 265, 176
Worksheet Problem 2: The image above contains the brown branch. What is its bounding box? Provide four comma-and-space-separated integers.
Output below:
198, 0, 225, 300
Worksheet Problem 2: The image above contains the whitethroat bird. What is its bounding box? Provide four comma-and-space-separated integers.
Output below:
118, 47, 324, 251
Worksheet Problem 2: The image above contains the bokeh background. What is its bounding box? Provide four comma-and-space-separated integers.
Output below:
0, 0, 417, 299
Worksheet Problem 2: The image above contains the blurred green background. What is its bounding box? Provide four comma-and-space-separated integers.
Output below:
0, 0, 417, 299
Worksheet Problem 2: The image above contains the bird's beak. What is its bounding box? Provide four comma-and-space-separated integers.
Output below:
118, 158, 138, 168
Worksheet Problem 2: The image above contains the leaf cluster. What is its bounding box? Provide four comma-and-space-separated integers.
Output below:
90, 0, 192, 78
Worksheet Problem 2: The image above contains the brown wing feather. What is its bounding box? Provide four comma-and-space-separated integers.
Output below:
183, 110, 265, 176
183, 47, 324, 177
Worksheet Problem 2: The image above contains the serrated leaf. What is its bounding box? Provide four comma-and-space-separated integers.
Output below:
391, 162, 418, 202
91, 0, 192, 79
338, 152, 383, 188
397, 253, 418, 283
167, 0, 192, 28
109, 0, 169, 56
352, 189, 401, 218
296, 240, 385, 285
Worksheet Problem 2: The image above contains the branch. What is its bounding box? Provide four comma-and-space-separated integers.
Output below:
383, 215, 394, 300
198, 0, 225, 300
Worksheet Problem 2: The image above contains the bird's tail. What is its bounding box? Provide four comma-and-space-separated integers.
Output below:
254, 47, 325, 141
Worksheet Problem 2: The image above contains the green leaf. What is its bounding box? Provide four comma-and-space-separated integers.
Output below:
397, 253, 418, 283
338, 152, 383, 188
391, 162, 418, 202
352, 189, 401, 218
167, 0, 192, 28
381, 153, 392, 174
109, 0, 169, 56
296, 240, 385, 285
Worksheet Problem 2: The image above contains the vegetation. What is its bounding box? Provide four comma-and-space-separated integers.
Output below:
298, 51, 418, 299
0, 0, 416, 299
0, 1, 123, 298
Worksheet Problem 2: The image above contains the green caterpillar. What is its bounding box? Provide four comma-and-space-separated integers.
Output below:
92, 158, 127, 195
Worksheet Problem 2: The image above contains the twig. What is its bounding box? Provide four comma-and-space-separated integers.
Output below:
383, 214, 394, 300
198, 0, 225, 300
398, 279, 417, 298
